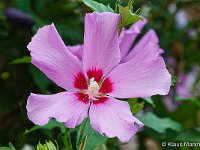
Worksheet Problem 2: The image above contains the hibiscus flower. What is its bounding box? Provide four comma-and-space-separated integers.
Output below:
26, 12, 171, 142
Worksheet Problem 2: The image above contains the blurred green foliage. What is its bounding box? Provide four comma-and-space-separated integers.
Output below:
0, 0, 200, 150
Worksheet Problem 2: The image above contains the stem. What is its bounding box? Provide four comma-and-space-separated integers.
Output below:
63, 128, 73, 150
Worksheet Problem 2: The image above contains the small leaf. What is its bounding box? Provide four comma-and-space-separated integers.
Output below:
127, 98, 144, 114
25, 119, 65, 134
82, 0, 114, 12
37, 141, 57, 150
37, 142, 47, 150
136, 112, 182, 133
10, 56, 31, 64
46, 141, 58, 150
142, 97, 155, 108
171, 76, 178, 86
0, 143, 16, 150
118, 0, 143, 32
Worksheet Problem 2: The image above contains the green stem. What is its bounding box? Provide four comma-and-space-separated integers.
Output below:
63, 129, 73, 150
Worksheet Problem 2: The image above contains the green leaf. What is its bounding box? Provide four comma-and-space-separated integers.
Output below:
171, 76, 178, 86
76, 118, 108, 150
25, 119, 65, 134
37, 143, 48, 150
94, 144, 107, 150
175, 128, 200, 142
10, 56, 31, 64
127, 98, 144, 114
8, 143, 15, 150
136, 112, 182, 133
142, 97, 155, 108
82, 0, 114, 12
63, 129, 73, 150
37, 141, 57, 150
85, 130, 107, 150
0, 143, 16, 150
76, 118, 91, 146
118, 0, 143, 32
175, 96, 200, 107
46, 141, 57, 150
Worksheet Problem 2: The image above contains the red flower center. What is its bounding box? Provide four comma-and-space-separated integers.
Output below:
74, 69, 113, 104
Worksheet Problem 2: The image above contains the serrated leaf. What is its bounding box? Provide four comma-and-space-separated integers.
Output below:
37, 141, 57, 150
37, 142, 48, 150
119, 0, 143, 30
82, 0, 114, 12
10, 56, 31, 64
25, 119, 65, 134
127, 98, 144, 114
46, 141, 57, 150
136, 112, 182, 133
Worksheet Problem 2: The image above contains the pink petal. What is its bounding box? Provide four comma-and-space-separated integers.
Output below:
27, 24, 84, 91
89, 97, 143, 142
106, 42, 171, 98
67, 45, 83, 60
119, 19, 147, 62
177, 69, 198, 98
83, 12, 121, 77
158, 48, 165, 54
124, 29, 160, 62
27, 92, 90, 128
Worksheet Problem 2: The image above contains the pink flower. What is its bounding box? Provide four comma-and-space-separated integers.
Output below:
26, 12, 171, 142
70, 17, 164, 62
176, 69, 198, 98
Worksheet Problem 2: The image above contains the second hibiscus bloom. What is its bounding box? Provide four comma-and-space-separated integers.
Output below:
27, 12, 171, 142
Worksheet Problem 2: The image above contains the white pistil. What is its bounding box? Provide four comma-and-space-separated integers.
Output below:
87, 77, 99, 100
